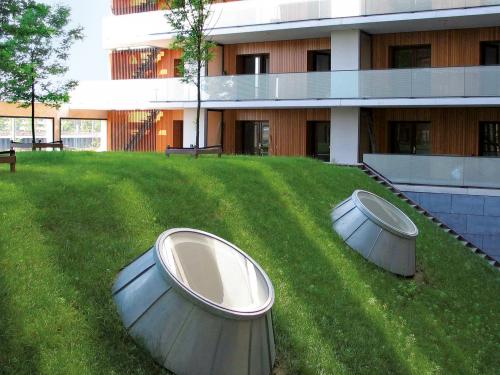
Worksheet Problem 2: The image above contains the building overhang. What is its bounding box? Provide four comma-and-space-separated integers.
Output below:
103, 2, 500, 49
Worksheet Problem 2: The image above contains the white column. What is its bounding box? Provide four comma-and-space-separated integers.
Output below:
183, 108, 206, 148
330, 30, 361, 165
330, 107, 360, 165
331, 29, 361, 71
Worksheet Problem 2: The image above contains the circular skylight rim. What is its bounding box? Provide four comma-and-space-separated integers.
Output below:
154, 228, 275, 319
352, 190, 419, 239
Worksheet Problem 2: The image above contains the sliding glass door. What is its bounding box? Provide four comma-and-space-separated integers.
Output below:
390, 121, 431, 155
237, 121, 269, 156
307, 121, 330, 161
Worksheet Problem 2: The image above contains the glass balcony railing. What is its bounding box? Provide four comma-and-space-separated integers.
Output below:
70, 66, 500, 109
363, 154, 500, 189
163, 66, 500, 102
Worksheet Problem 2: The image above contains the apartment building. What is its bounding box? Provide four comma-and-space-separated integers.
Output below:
82, 0, 500, 264
89, 0, 499, 164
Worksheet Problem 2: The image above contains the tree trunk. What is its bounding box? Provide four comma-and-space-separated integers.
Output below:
31, 81, 35, 145
195, 45, 201, 149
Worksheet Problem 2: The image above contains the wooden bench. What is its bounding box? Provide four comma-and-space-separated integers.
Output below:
0, 148, 16, 173
166, 145, 222, 159
11, 140, 64, 151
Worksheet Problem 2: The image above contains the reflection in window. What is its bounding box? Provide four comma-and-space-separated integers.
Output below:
0, 117, 53, 150
480, 122, 500, 156
390, 121, 431, 155
236, 54, 270, 75
60, 119, 107, 151
391, 45, 431, 68
307, 50, 331, 72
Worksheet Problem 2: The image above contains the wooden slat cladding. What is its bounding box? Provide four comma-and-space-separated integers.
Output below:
111, 48, 159, 80
222, 109, 330, 155
372, 27, 500, 69
112, 0, 165, 15
370, 108, 500, 156
112, 48, 183, 80
222, 38, 331, 75
108, 110, 157, 151
112, 0, 237, 15
109, 110, 183, 152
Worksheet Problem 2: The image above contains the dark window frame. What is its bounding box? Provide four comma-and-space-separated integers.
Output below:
307, 49, 331, 72
235, 54, 270, 75
235, 120, 270, 155
389, 121, 432, 155
479, 121, 500, 157
390, 44, 432, 69
306, 121, 331, 161
480, 41, 500, 66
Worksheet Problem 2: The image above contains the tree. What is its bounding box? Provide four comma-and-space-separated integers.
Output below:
0, 0, 27, 84
164, 0, 215, 149
0, 1, 83, 145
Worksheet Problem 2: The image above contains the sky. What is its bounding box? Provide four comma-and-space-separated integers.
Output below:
42, 0, 110, 81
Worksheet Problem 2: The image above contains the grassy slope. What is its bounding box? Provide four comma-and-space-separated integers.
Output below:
0, 152, 498, 375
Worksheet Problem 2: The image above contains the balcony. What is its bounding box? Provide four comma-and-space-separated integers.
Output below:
103, 0, 500, 49
70, 66, 500, 109
364, 154, 500, 189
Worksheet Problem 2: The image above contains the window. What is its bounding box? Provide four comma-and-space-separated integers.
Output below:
479, 122, 500, 156
236, 54, 270, 75
174, 59, 183, 77
235, 121, 269, 155
0, 117, 53, 150
481, 41, 500, 65
390, 121, 431, 155
60, 119, 107, 151
391, 45, 431, 68
307, 50, 331, 72
306, 121, 330, 161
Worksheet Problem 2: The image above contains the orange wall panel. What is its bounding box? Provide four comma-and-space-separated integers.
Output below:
157, 49, 183, 78
156, 110, 183, 151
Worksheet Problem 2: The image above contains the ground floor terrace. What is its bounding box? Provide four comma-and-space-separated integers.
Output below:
2, 103, 499, 162
104, 107, 500, 163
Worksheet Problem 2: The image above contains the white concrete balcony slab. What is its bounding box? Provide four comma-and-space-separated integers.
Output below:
103, 0, 500, 49
69, 66, 500, 110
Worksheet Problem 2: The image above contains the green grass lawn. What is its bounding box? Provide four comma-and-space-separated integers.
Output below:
0, 152, 499, 375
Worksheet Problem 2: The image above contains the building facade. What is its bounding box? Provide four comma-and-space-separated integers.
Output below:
2, 1, 500, 260
85, 0, 500, 164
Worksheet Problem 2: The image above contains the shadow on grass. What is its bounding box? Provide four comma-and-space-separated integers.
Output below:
16, 163, 177, 374
264, 158, 500, 374
0, 181, 42, 374
0, 264, 40, 375
13, 154, 237, 374
162, 158, 415, 374
8, 153, 500, 374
